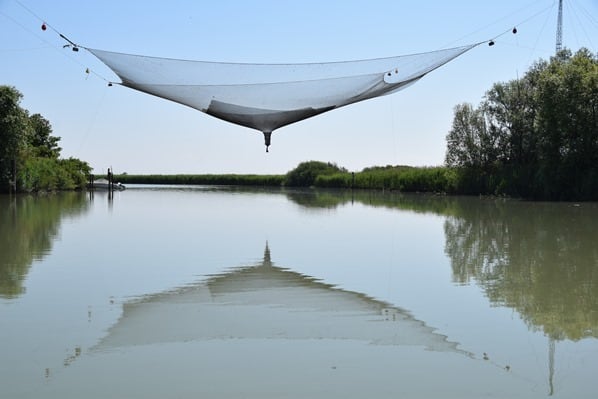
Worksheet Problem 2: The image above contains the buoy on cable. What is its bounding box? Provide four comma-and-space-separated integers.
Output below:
489, 40, 495, 46
41, 23, 47, 31
512, 27, 517, 34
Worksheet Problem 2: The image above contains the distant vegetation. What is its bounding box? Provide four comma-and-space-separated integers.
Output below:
113, 173, 285, 187
314, 165, 457, 192
0, 86, 91, 193
115, 162, 458, 193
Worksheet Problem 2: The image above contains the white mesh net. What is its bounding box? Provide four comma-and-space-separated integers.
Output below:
89, 44, 479, 150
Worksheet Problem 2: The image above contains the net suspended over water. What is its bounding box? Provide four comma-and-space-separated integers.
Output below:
89, 43, 480, 151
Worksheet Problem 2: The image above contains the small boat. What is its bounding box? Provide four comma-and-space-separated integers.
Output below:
90, 178, 126, 191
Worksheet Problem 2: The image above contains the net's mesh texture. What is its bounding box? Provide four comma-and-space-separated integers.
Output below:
90, 44, 478, 148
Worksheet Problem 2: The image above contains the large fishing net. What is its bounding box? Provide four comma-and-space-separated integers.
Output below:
89, 43, 479, 151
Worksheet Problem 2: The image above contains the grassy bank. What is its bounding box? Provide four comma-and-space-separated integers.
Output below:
109, 163, 597, 200
110, 162, 459, 194
113, 173, 285, 187
315, 166, 458, 193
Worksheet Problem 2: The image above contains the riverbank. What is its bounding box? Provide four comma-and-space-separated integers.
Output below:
112, 164, 456, 194
113, 173, 286, 187
111, 160, 598, 201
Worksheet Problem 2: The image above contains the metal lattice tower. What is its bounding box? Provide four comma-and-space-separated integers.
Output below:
556, 0, 563, 53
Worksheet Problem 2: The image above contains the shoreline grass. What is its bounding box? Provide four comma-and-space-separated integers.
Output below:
112, 173, 285, 187
110, 164, 457, 194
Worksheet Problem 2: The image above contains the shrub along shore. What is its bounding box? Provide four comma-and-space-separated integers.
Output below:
113, 154, 598, 201
112, 162, 463, 194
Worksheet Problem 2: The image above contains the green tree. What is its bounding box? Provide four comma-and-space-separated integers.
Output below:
0, 85, 91, 193
445, 103, 497, 169
0, 86, 31, 191
534, 49, 598, 199
28, 113, 61, 158
445, 48, 598, 200
483, 74, 539, 167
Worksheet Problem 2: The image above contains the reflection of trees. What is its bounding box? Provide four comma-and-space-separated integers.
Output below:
444, 200, 598, 341
285, 189, 353, 209
285, 188, 461, 216
284, 187, 598, 341
0, 193, 89, 298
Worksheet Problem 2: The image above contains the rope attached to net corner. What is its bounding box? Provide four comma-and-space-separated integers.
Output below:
12, 0, 116, 86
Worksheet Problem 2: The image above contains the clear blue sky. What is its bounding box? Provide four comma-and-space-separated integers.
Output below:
1, 0, 596, 174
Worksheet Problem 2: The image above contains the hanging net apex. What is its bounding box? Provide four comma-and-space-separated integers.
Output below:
88, 43, 480, 150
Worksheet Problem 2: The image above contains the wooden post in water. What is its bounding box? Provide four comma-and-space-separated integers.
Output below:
107, 168, 113, 201
108, 168, 113, 192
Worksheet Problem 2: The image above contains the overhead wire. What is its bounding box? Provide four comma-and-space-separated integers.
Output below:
10, 0, 569, 87
574, 0, 598, 29
75, 83, 110, 153
9, 0, 113, 85
7, 0, 119, 156
380, 1, 560, 166
566, 0, 596, 50
441, 0, 557, 48
524, 2, 557, 64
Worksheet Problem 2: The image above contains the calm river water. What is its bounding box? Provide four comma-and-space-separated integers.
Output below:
1, 186, 597, 398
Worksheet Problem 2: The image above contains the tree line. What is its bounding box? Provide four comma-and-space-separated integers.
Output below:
445, 48, 597, 200
0, 86, 90, 193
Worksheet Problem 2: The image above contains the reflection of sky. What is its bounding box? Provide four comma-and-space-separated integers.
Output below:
1, 188, 597, 397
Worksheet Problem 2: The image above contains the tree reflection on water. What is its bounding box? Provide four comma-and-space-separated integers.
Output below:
443, 198, 598, 343
284, 188, 598, 343
0, 193, 89, 298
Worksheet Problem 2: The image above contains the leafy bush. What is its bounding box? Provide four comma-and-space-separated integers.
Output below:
18, 157, 90, 192
285, 161, 347, 187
